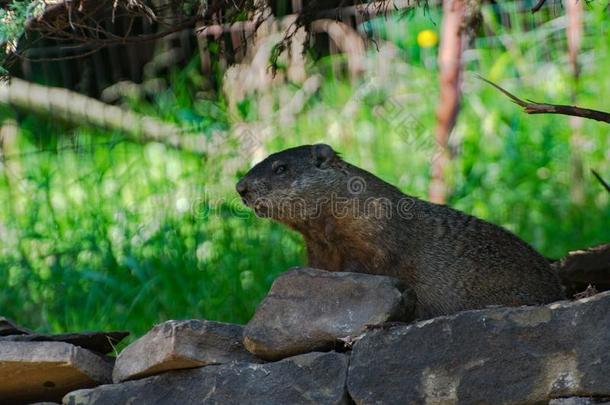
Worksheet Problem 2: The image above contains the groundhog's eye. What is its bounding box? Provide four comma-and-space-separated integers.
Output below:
273, 164, 286, 175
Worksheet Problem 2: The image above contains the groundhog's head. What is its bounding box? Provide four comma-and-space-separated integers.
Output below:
236, 144, 346, 223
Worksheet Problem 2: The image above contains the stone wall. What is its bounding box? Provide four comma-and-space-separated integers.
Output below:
1, 243, 609, 405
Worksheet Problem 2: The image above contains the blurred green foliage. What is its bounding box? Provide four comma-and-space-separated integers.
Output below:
0, 2, 608, 339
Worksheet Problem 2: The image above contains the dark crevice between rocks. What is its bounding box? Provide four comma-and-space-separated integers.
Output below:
343, 351, 357, 405
0, 331, 129, 356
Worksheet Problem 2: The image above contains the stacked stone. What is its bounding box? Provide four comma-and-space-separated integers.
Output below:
2, 243, 610, 404
0, 318, 127, 404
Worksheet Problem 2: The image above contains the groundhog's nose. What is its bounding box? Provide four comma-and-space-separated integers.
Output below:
236, 178, 248, 196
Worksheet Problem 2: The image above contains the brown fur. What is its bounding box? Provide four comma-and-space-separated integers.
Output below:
236, 144, 565, 319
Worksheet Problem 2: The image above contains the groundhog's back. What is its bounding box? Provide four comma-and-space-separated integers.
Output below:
404, 199, 565, 318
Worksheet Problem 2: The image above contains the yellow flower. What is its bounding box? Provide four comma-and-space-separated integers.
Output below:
417, 30, 438, 48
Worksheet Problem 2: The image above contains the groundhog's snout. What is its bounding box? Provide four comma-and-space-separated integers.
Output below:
236, 177, 253, 206
236, 176, 271, 217
236, 178, 248, 197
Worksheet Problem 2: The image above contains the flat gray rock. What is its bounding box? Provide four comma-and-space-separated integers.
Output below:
64, 351, 349, 405
112, 319, 259, 383
348, 291, 610, 405
243, 267, 415, 360
0, 341, 113, 403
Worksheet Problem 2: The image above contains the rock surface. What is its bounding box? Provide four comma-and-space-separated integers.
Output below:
0, 331, 129, 355
549, 398, 610, 405
554, 243, 610, 295
27, 403, 61, 405
348, 291, 610, 405
64, 351, 349, 405
243, 267, 415, 360
112, 319, 259, 383
0, 341, 113, 403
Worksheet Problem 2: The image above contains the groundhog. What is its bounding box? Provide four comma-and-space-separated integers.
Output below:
236, 144, 565, 319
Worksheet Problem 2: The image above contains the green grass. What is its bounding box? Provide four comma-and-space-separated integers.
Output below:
0, 2, 608, 339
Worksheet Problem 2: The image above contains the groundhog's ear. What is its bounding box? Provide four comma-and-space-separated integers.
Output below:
311, 144, 338, 169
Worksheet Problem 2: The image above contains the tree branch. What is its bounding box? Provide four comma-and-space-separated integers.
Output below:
0, 77, 210, 154
531, 0, 547, 13
477, 75, 610, 124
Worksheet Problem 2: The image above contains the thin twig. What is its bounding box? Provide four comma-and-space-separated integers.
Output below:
477, 75, 610, 124
16, 46, 105, 63
591, 169, 610, 193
